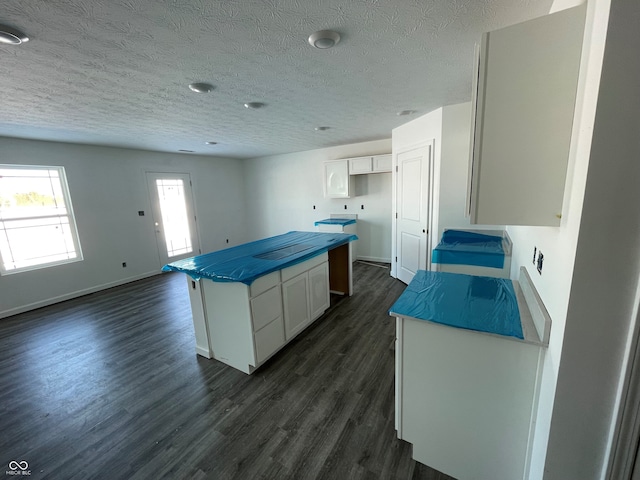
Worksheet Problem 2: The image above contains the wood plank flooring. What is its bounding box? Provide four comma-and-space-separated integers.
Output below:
0, 262, 455, 480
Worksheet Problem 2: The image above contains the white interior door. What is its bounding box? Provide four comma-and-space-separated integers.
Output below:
395, 145, 431, 284
146, 172, 200, 267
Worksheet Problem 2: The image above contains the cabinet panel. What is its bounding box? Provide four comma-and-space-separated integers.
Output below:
281, 252, 327, 282
308, 262, 330, 320
372, 154, 392, 173
283, 273, 310, 340
254, 316, 285, 364
323, 160, 351, 198
469, 6, 585, 226
250, 270, 280, 297
349, 156, 373, 174
250, 285, 282, 331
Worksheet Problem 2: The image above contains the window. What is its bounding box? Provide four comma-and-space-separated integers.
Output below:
0, 165, 83, 274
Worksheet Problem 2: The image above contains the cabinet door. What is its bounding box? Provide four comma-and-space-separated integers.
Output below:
308, 262, 330, 321
469, 6, 585, 226
372, 154, 392, 173
349, 156, 373, 175
324, 160, 351, 198
282, 273, 310, 340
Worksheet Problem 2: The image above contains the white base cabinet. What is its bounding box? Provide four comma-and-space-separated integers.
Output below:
395, 316, 542, 480
282, 254, 329, 341
187, 253, 330, 373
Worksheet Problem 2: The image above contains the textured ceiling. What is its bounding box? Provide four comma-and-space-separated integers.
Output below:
1, 0, 552, 159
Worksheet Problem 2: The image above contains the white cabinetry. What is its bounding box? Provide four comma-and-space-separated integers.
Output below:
282, 254, 329, 340
250, 282, 285, 364
468, 6, 585, 226
308, 262, 330, 319
189, 254, 329, 374
323, 160, 352, 198
348, 154, 392, 175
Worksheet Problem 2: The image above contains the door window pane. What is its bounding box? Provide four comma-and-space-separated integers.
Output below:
155, 179, 193, 257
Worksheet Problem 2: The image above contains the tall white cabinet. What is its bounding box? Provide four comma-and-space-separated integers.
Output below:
468, 5, 586, 226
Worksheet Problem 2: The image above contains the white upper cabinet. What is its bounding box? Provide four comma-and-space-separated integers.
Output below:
468, 5, 586, 226
348, 154, 392, 175
349, 156, 373, 174
324, 160, 352, 198
372, 154, 392, 173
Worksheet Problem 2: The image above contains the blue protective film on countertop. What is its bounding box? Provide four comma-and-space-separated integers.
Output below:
432, 229, 505, 269
162, 231, 357, 285
389, 270, 523, 340
314, 218, 357, 226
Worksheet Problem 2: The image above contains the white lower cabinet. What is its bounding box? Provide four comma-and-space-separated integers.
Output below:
308, 262, 330, 320
283, 273, 311, 340
282, 254, 329, 341
250, 285, 285, 364
193, 253, 330, 373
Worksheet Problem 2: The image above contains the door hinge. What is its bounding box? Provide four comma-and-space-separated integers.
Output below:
395, 212, 398, 219
395, 256, 398, 262
190, 180, 193, 186
395, 166, 398, 172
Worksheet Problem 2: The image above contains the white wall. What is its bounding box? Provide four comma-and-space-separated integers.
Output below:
391, 108, 443, 277
242, 139, 393, 262
504, 0, 613, 477
0, 137, 246, 319
439, 102, 504, 239
542, 0, 640, 477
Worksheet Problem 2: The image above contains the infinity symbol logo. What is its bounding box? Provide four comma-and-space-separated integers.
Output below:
8, 460, 29, 470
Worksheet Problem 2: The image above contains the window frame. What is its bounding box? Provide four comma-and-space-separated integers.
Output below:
0, 164, 84, 275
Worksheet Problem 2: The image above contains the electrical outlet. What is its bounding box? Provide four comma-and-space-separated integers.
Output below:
226, 239, 229, 244
122, 262, 127, 268
344, 204, 347, 209
533, 247, 537, 264
536, 251, 544, 274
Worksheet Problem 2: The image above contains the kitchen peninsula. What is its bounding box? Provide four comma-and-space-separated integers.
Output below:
163, 231, 357, 374
390, 268, 551, 480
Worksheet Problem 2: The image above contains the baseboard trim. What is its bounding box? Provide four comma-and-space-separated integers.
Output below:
356, 256, 391, 263
0, 271, 161, 320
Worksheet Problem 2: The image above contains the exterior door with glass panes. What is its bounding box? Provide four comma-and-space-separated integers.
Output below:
146, 172, 200, 267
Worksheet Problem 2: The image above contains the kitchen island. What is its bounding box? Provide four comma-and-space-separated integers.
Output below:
389, 268, 551, 480
163, 231, 357, 374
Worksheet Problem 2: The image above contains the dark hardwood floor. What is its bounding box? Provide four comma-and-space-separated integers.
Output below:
0, 262, 455, 480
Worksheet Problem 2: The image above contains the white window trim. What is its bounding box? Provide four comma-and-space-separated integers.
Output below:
0, 165, 84, 275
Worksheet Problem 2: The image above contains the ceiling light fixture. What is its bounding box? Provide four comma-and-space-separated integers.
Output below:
315, 126, 330, 131
0, 24, 29, 45
244, 102, 265, 109
178, 149, 195, 153
308, 30, 340, 49
205, 141, 218, 145
188, 82, 214, 93
397, 110, 417, 116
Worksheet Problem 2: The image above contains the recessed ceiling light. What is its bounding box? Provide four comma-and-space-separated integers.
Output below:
0, 24, 29, 45
308, 30, 340, 49
315, 126, 330, 131
205, 141, 217, 145
397, 110, 417, 116
188, 82, 214, 93
178, 149, 195, 153
244, 102, 265, 109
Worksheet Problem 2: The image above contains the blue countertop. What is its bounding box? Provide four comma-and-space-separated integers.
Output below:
389, 270, 523, 340
314, 218, 357, 226
162, 230, 357, 285
432, 230, 506, 269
